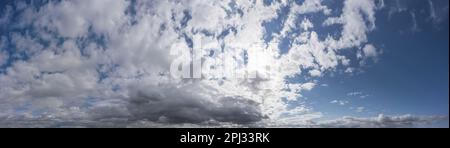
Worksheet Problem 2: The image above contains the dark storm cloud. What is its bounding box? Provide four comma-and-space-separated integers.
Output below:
126, 89, 266, 124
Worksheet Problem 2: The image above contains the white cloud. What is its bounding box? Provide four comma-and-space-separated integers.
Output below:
362, 44, 378, 58
30, 0, 130, 38
324, 0, 377, 50
277, 0, 330, 38
10, 33, 45, 55
276, 0, 379, 78
360, 95, 370, 99
309, 69, 322, 77
301, 18, 314, 31
347, 91, 370, 99
0, 0, 394, 127
0, 0, 284, 124
301, 82, 317, 91
330, 100, 349, 106
355, 107, 365, 113
345, 67, 355, 73
296, 0, 332, 15
359, 44, 381, 65
348, 91, 363, 96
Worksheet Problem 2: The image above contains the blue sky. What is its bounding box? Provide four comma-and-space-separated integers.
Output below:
305, 0, 449, 121
261, 0, 448, 122
0, 0, 448, 128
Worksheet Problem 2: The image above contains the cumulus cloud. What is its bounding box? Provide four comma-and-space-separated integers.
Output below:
309, 69, 322, 77
0, 0, 290, 125
362, 44, 379, 58
358, 44, 381, 65
0, 0, 377, 125
29, 0, 130, 38
1, 0, 442, 128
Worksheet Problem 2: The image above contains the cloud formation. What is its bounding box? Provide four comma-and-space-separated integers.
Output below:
0, 0, 445, 127
317, 114, 447, 128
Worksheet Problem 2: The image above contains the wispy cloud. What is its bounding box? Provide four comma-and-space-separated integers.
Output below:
330, 100, 349, 106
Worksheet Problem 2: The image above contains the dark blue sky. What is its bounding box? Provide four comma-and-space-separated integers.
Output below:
300, 0, 448, 126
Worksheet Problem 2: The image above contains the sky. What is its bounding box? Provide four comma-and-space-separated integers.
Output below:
0, 0, 448, 128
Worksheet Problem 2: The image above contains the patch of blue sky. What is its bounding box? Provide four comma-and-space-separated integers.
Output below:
14, 102, 32, 115
263, 2, 289, 44
226, 0, 244, 17
96, 63, 120, 83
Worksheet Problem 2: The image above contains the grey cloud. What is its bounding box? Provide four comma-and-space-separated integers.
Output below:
1, 114, 445, 128
126, 85, 265, 124
317, 114, 448, 128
